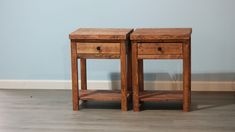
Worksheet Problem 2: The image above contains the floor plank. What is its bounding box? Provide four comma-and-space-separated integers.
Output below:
0, 90, 234, 132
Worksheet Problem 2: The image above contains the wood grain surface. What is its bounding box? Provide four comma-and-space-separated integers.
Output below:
80, 90, 130, 101
77, 43, 120, 54
70, 28, 133, 40
131, 28, 192, 40
138, 43, 183, 55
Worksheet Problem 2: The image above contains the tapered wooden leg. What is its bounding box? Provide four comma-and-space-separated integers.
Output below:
71, 41, 79, 111
120, 41, 128, 111
80, 58, 87, 90
183, 40, 191, 112
132, 43, 140, 112
138, 60, 144, 92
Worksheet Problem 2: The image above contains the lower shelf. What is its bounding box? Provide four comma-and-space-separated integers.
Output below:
80, 90, 130, 101
139, 90, 183, 102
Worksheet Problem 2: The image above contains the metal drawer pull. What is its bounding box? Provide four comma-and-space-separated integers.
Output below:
157, 47, 162, 51
96, 46, 101, 51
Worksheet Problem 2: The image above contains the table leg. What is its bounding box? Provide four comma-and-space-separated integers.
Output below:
80, 58, 87, 104
189, 39, 191, 105
121, 41, 128, 111
127, 41, 132, 93
132, 43, 140, 112
71, 41, 79, 111
138, 60, 144, 92
80, 58, 87, 90
183, 40, 191, 112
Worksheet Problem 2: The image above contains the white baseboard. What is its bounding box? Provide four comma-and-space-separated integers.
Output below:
0, 80, 234, 91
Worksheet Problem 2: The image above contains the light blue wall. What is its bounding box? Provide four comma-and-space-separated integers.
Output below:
0, 0, 235, 80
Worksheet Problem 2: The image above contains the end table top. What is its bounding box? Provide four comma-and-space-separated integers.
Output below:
131, 28, 192, 41
70, 28, 133, 40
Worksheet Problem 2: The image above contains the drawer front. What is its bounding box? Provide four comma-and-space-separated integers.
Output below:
77, 43, 120, 58
138, 43, 182, 55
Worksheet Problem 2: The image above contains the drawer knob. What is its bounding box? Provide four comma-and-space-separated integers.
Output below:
96, 46, 101, 51
157, 47, 162, 51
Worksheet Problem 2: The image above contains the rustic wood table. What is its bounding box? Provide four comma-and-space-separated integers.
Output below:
69, 28, 133, 111
130, 28, 192, 112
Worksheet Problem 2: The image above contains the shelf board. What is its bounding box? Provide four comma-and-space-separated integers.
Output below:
80, 90, 130, 101
139, 90, 183, 102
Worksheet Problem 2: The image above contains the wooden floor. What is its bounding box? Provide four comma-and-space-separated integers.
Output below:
0, 90, 235, 132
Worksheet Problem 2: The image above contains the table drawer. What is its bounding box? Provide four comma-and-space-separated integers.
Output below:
77, 43, 120, 58
138, 43, 182, 55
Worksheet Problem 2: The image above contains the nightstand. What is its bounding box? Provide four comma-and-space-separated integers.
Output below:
69, 28, 133, 111
130, 28, 192, 112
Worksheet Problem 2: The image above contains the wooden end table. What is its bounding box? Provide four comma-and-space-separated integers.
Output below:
130, 28, 192, 112
69, 28, 133, 111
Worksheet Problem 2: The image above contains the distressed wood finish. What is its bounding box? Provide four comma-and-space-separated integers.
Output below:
138, 43, 182, 55
120, 41, 128, 111
183, 40, 191, 112
138, 54, 183, 59
131, 28, 192, 112
80, 90, 130, 101
77, 54, 120, 59
138, 60, 144, 92
70, 28, 133, 40
70, 40, 79, 110
132, 42, 140, 112
131, 28, 192, 41
70, 28, 133, 111
77, 43, 120, 55
80, 58, 87, 91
